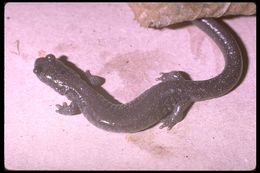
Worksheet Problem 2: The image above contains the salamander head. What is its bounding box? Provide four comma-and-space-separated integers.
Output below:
33, 54, 72, 95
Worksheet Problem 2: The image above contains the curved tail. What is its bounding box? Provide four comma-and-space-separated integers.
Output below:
188, 18, 243, 101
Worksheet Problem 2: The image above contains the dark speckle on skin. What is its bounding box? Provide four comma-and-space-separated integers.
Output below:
33, 18, 243, 133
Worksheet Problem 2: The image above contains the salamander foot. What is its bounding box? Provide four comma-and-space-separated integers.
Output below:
56, 101, 81, 115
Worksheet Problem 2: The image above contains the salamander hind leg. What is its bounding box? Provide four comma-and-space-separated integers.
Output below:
56, 101, 81, 115
156, 71, 186, 82
159, 100, 192, 130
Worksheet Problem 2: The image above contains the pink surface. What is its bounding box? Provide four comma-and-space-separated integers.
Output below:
5, 3, 256, 170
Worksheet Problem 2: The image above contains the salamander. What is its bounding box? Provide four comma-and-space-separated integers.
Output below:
33, 18, 243, 133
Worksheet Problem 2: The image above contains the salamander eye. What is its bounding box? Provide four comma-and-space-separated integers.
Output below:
46, 54, 56, 61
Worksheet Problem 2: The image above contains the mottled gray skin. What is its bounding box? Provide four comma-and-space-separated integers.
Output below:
33, 18, 243, 133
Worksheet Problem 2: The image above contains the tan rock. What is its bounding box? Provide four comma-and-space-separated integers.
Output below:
128, 3, 256, 28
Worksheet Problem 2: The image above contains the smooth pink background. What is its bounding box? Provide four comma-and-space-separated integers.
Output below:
5, 3, 256, 170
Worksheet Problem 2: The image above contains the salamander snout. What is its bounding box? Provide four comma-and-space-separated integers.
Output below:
33, 63, 43, 75
33, 58, 48, 76
33, 54, 57, 75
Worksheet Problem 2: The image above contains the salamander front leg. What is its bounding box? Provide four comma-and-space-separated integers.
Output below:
56, 101, 81, 115
85, 70, 105, 87
159, 101, 192, 130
